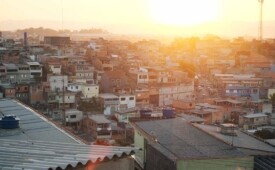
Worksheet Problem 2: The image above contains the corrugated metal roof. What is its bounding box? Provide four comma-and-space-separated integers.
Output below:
0, 139, 139, 170
88, 115, 111, 124
0, 99, 80, 144
194, 124, 275, 153
133, 118, 246, 160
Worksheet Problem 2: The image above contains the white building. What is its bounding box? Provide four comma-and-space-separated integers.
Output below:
48, 62, 62, 75
48, 75, 68, 92
99, 93, 119, 116
26, 61, 42, 78
67, 83, 99, 99
158, 82, 194, 106
118, 94, 136, 109
129, 68, 149, 84
67, 83, 82, 92
65, 109, 83, 124
81, 83, 99, 99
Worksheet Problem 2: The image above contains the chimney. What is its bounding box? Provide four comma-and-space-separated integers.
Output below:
24, 32, 28, 49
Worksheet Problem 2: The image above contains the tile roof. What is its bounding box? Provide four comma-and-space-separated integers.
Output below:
0, 139, 139, 170
133, 118, 245, 160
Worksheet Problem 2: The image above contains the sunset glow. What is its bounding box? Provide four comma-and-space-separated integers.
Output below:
149, 0, 219, 26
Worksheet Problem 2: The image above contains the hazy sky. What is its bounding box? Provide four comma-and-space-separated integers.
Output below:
1, 0, 275, 37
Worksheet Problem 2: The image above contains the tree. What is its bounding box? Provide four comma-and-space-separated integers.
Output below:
77, 97, 102, 113
254, 129, 275, 139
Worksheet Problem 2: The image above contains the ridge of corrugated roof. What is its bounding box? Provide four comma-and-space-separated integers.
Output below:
0, 139, 139, 170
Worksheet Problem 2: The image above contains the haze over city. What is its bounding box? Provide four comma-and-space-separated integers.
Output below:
1, 1, 275, 170
1, 0, 275, 37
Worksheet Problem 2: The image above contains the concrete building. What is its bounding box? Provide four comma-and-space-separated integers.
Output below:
99, 93, 119, 116
131, 118, 253, 170
26, 61, 42, 78
81, 83, 99, 99
150, 82, 194, 107
65, 109, 83, 126
239, 113, 268, 129
44, 36, 70, 46
115, 107, 139, 123
101, 70, 131, 93
118, 93, 136, 109
129, 68, 149, 84
82, 115, 112, 140
48, 75, 68, 92
48, 62, 62, 74
67, 82, 99, 99
0, 84, 15, 98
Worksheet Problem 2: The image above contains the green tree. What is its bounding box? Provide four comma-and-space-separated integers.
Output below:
254, 129, 275, 139
78, 97, 101, 113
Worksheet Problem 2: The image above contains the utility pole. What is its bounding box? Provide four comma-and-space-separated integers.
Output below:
62, 78, 66, 125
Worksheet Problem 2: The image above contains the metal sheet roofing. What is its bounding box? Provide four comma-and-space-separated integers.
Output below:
134, 118, 246, 160
88, 115, 111, 124
243, 113, 267, 118
194, 124, 275, 153
0, 99, 80, 144
0, 139, 139, 170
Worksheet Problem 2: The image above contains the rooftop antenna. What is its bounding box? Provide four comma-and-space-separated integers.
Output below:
258, 0, 264, 42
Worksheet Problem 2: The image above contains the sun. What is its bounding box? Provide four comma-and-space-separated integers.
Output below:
149, 0, 219, 26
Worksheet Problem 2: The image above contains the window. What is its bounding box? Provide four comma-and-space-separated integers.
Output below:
70, 115, 76, 118
129, 97, 134, 100
76, 86, 78, 89
121, 97, 126, 101
88, 88, 90, 91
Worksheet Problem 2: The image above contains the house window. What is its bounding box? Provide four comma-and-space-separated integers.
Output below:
129, 97, 134, 100
76, 86, 78, 89
88, 88, 90, 91
70, 115, 76, 118
121, 97, 126, 101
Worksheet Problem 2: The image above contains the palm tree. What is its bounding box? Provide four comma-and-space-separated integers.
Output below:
269, 93, 275, 113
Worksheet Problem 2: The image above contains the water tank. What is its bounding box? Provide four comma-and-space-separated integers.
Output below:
140, 109, 152, 118
162, 108, 175, 119
0, 115, 20, 129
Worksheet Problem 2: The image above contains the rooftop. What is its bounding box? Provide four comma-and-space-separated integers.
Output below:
133, 118, 245, 160
0, 99, 80, 144
99, 93, 118, 99
26, 62, 41, 66
3, 63, 18, 70
88, 115, 111, 124
243, 113, 267, 118
177, 113, 204, 123
193, 124, 275, 153
0, 139, 139, 170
